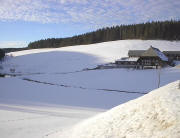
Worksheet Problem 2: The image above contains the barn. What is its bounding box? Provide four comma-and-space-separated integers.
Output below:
116, 46, 176, 69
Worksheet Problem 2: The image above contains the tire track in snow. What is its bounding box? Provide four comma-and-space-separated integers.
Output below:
42, 127, 72, 138
0, 105, 92, 119
22, 78, 147, 95
43, 129, 63, 138
0, 116, 49, 123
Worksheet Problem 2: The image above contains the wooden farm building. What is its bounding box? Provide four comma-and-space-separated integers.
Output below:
116, 46, 180, 69
115, 57, 140, 68
163, 51, 180, 61
138, 46, 168, 69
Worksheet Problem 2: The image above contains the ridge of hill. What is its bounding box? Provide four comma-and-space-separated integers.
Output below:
70, 81, 180, 138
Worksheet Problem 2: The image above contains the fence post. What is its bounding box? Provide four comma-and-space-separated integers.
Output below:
158, 66, 161, 88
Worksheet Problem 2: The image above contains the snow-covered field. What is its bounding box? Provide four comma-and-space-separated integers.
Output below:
0, 40, 180, 137
0, 104, 103, 138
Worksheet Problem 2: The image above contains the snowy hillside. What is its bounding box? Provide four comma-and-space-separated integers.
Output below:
0, 40, 180, 138
70, 80, 180, 138
3, 40, 180, 73
1, 40, 180, 108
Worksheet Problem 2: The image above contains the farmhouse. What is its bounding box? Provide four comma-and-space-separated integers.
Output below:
116, 46, 180, 69
138, 46, 168, 69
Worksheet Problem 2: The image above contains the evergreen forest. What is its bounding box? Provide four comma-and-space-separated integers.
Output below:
4, 20, 180, 51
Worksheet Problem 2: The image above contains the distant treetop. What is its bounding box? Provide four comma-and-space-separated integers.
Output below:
27, 20, 180, 49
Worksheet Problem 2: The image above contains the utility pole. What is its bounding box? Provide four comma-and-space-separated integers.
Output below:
158, 66, 161, 88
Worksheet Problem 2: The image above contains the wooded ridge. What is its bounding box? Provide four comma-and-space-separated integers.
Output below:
3, 20, 180, 52
28, 20, 180, 49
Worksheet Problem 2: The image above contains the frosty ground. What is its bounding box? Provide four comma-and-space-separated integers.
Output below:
0, 40, 180, 138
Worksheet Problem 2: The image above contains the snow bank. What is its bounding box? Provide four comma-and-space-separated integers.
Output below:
71, 80, 180, 138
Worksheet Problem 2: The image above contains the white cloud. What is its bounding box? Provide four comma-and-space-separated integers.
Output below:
0, 41, 28, 48
0, 0, 179, 27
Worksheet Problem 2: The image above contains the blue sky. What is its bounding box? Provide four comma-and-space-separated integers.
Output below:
0, 0, 180, 48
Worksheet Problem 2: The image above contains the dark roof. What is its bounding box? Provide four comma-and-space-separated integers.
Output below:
128, 50, 145, 57
128, 47, 180, 61
141, 46, 168, 61
163, 51, 180, 55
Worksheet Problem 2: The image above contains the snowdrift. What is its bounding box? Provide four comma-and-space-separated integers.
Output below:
71, 80, 180, 138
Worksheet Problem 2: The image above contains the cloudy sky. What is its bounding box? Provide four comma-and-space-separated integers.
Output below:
0, 0, 180, 48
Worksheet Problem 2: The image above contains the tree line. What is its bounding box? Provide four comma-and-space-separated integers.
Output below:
2, 48, 27, 53
0, 49, 5, 60
9, 20, 180, 50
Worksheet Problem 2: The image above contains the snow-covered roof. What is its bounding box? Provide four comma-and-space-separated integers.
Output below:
141, 46, 168, 61
154, 48, 168, 61
128, 50, 145, 57
116, 57, 139, 62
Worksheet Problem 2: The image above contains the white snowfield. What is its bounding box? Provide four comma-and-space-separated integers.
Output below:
70, 81, 180, 138
1, 40, 180, 108
0, 104, 103, 138
0, 40, 180, 138
2, 40, 180, 73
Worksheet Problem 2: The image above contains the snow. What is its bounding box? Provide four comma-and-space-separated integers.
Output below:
0, 77, 139, 109
0, 104, 103, 138
3, 40, 180, 74
70, 80, 180, 138
116, 57, 139, 62
22, 68, 180, 93
174, 60, 180, 66
0, 40, 180, 137
154, 48, 168, 61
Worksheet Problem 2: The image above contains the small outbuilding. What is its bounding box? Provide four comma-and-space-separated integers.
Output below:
115, 57, 139, 68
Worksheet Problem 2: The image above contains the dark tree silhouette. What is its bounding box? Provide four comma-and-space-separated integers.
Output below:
0, 49, 5, 60
28, 20, 180, 49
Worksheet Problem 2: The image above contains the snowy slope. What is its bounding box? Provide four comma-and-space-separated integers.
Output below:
2, 40, 180, 74
70, 80, 180, 138
0, 40, 180, 109
0, 40, 180, 138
